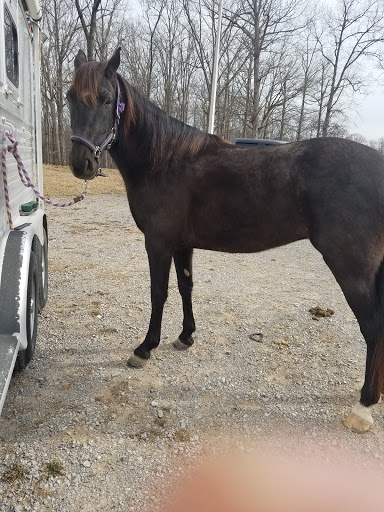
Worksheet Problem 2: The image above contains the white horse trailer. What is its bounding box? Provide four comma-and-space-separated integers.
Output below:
0, 0, 47, 415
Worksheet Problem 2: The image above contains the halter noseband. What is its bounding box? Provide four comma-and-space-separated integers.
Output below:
70, 80, 125, 176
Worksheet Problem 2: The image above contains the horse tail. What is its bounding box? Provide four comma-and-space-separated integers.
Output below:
370, 258, 384, 396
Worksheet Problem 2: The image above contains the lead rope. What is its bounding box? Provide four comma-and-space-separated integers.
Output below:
1, 131, 88, 230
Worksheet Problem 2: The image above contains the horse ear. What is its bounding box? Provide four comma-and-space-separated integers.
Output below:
106, 48, 121, 76
74, 50, 87, 70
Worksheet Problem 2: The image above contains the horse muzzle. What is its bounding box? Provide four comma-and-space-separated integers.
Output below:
70, 141, 99, 180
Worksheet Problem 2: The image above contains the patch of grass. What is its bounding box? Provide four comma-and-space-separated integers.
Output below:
36, 487, 54, 499
173, 429, 191, 442
44, 460, 64, 478
2, 463, 27, 482
43, 164, 125, 197
67, 367, 93, 378
100, 327, 118, 334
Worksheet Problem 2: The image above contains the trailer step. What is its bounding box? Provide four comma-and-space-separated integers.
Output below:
0, 335, 19, 416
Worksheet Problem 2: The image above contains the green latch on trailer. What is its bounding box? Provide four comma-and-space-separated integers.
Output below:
20, 201, 39, 214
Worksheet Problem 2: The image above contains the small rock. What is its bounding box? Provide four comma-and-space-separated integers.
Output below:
250, 332, 263, 343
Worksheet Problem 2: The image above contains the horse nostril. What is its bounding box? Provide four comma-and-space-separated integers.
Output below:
83, 159, 90, 176
85, 158, 98, 179
75, 158, 96, 179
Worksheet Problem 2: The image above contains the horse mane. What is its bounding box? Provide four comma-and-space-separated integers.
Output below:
72, 61, 217, 172
118, 75, 215, 171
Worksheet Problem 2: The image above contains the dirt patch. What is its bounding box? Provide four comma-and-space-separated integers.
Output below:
1, 194, 384, 511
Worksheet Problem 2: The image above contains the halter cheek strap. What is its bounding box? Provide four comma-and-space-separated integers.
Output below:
70, 80, 125, 176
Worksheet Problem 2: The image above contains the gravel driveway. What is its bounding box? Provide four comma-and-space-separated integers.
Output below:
1, 193, 384, 511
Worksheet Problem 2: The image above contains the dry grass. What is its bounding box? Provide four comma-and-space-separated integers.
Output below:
43, 164, 125, 197
1, 463, 27, 482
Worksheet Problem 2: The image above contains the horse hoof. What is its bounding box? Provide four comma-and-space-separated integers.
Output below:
343, 403, 373, 433
343, 413, 372, 432
173, 338, 191, 351
127, 354, 148, 368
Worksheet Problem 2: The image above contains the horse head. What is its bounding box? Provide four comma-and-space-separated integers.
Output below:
67, 48, 123, 180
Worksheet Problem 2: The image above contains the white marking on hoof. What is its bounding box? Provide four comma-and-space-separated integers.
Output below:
127, 354, 148, 368
343, 402, 374, 433
173, 338, 190, 351
184, 268, 190, 277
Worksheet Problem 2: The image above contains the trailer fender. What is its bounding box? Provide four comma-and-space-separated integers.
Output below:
0, 226, 38, 351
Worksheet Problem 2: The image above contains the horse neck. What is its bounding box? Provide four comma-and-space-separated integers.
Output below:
116, 77, 213, 174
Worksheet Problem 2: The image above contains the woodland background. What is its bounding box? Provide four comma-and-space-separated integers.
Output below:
40, 0, 384, 166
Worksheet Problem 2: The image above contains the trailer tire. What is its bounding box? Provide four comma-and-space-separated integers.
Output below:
15, 251, 39, 371
37, 228, 48, 311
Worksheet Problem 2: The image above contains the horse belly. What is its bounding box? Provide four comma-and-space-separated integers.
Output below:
189, 191, 308, 253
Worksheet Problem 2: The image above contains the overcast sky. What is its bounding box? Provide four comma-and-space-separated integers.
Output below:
349, 89, 384, 141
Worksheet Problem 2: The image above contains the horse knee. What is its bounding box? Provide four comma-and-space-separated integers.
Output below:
151, 288, 168, 306
178, 280, 193, 296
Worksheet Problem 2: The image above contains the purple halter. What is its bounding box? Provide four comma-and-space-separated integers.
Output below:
70, 80, 125, 176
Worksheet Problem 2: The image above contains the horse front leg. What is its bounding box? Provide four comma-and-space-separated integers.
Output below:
172, 248, 196, 350
128, 239, 173, 368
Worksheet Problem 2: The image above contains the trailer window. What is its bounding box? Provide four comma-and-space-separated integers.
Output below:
4, 5, 19, 87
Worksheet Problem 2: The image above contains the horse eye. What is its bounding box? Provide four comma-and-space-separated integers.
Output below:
104, 99, 112, 105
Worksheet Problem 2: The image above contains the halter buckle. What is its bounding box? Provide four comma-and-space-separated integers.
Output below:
106, 128, 116, 150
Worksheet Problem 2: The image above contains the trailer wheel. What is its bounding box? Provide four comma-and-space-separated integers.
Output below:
38, 228, 48, 311
15, 251, 39, 371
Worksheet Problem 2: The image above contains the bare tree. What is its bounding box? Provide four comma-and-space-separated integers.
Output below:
95, 0, 125, 60
41, 0, 80, 164
141, 0, 166, 98
74, 0, 102, 61
183, 0, 248, 131
225, 0, 307, 137
369, 137, 384, 153
317, 0, 384, 136
295, 28, 321, 140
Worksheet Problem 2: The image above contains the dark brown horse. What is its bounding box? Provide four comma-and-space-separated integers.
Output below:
68, 48, 384, 432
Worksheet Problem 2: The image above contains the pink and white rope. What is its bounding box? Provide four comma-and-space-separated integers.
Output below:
1, 131, 87, 230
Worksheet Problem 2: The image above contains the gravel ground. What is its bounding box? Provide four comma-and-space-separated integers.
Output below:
1, 193, 384, 511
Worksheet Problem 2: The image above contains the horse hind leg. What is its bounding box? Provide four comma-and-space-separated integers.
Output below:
336, 263, 384, 432
343, 339, 381, 432
172, 248, 196, 350
344, 318, 384, 433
